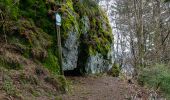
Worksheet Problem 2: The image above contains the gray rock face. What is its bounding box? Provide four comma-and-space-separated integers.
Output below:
81, 16, 114, 74
62, 16, 90, 71
62, 28, 79, 70
80, 16, 90, 34
85, 48, 114, 74
62, 15, 114, 74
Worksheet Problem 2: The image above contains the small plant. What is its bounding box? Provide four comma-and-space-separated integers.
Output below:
2, 76, 18, 97
108, 63, 120, 77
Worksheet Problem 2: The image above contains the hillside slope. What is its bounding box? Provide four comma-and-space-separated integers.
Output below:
0, 0, 114, 99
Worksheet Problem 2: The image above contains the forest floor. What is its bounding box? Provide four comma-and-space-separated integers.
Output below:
61, 75, 160, 100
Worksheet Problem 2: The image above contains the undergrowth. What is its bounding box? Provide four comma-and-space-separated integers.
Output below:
138, 63, 170, 98
110, 63, 120, 77
43, 49, 60, 75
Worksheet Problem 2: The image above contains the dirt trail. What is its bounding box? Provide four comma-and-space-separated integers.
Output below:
61, 75, 152, 100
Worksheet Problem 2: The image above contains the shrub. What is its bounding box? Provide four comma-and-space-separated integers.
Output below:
108, 63, 120, 77
138, 64, 170, 98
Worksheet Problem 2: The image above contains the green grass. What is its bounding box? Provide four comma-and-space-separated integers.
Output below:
2, 75, 19, 97
138, 63, 170, 98
43, 49, 60, 75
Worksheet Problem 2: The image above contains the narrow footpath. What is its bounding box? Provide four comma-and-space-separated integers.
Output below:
61, 75, 156, 100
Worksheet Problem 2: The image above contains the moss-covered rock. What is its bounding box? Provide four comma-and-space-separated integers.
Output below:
57, 0, 80, 71
51, 0, 114, 73
72, 0, 114, 73
73, 0, 113, 57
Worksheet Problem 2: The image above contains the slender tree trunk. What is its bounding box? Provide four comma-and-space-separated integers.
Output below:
134, 0, 145, 68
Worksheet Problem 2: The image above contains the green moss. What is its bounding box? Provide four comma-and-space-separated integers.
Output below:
88, 45, 96, 55
73, 0, 99, 17
18, 19, 52, 47
19, 0, 56, 36
73, 0, 113, 57
60, 2, 79, 41
0, 0, 19, 20
43, 49, 60, 75
30, 89, 41, 97
110, 63, 120, 77
66, 0, 74, 11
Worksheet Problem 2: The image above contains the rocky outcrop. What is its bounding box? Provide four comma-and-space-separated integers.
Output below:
80, 16, 114, 74
62, 29, 79, 70
85, 53, 113, 74
62, 0, 114, 74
